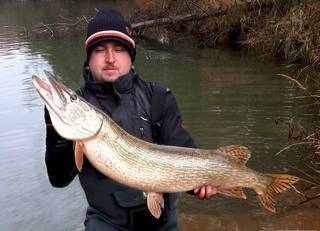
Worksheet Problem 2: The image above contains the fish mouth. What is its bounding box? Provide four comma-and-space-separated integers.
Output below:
32, 70, 74, 110
32, 70, 81, 131
32, 70, 104, 140
32, 71, 68, 120
32, 75, 53, 99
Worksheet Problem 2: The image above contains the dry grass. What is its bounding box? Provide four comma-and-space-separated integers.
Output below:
242, 0, 320, 65
164, 0, 319, 68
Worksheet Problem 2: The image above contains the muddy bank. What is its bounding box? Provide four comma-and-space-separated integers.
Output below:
178, 183, 320, 230
179, 206, 320, 230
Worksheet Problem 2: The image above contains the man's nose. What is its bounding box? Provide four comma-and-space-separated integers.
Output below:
105, 49, 115, 63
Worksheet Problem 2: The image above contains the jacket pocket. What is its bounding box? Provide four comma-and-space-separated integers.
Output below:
113, 189, 147, 208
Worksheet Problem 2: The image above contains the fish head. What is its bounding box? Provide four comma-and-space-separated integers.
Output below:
32, 71, 104, 140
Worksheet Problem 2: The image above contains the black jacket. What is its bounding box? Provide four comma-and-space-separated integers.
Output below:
45, 69, 195, 230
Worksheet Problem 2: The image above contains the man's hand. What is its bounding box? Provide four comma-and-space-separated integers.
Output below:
194, 185, 218, 200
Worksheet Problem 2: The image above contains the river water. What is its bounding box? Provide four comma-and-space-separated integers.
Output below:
0, 1, 318, 230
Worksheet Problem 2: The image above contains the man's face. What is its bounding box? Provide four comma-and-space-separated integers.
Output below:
88, 41, 132, 82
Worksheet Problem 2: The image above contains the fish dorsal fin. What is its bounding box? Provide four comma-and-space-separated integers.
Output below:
214, 145, 251, 165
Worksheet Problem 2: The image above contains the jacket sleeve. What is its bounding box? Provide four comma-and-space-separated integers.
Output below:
44, 107, 78, 187
157, 91, 196, 148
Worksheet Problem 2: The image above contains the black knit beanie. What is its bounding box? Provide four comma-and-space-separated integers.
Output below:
85, 7, 136, 63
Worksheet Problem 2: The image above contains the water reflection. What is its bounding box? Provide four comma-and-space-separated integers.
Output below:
0, 32, 86, 230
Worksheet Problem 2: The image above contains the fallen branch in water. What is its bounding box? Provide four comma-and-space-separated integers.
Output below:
278, 74, 320, 104
275, 74, 320, 196
275, 141, 316, 156
298, 194, 320, 206
131, 7, 227, 31
29, 16, 89, 37
290, 166, 320, 185
278, 74, 307, 91
19, 7, 227, 38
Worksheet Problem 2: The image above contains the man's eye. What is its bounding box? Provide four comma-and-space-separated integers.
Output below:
93, 46, 105, 52
115, 46, 126, 52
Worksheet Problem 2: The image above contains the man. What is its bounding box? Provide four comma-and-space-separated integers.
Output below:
45, 7, 216, 231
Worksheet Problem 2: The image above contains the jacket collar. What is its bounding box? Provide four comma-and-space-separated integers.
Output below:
84, 69, 137, 98
113, 69, 136, 93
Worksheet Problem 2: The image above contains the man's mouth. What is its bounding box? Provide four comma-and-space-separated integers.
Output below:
102, 68, 118, 76
103, 67, 117, 71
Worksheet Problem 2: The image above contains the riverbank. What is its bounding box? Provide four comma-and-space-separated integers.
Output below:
11, 0, 319, 72
178, 180, 320, 230
131, 0, 319, 67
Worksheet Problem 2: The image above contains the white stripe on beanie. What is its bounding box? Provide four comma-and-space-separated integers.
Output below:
85, 30, 135, 48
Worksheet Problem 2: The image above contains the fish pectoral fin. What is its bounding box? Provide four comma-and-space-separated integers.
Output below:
74, 141, 84, 172
258, 173, 299, 213
146, 192, 164, 219
214, 145, 251, 165
218, 187, 247, 199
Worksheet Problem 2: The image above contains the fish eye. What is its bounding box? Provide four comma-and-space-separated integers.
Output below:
70, 94, 78, 102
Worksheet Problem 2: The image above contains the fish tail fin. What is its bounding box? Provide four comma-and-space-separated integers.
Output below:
258, 174, 299, 213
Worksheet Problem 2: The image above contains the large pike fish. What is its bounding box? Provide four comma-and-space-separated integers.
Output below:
32, 71, 299, 218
